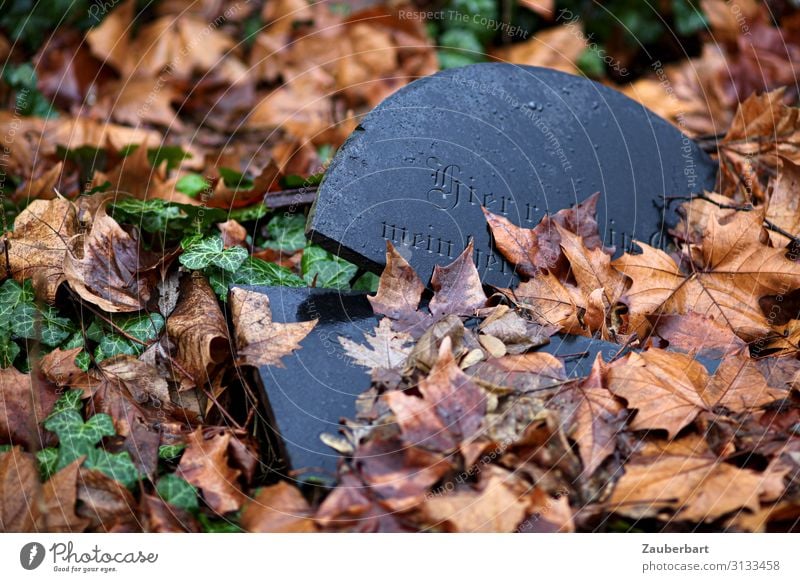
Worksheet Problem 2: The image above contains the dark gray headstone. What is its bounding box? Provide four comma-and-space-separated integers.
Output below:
308, 63, 718, 287
247, 286, 637, 482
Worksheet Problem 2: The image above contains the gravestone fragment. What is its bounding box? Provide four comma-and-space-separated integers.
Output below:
307, 63, 718, 287
247, 286, 640, 482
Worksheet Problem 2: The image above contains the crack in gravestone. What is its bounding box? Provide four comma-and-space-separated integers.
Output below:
307, 63, 718, 287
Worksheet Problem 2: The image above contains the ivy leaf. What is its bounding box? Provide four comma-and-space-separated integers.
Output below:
264, 213, 306, 252
94, 334, 138, 362
0, 335, 20, 368
180, 236, 248, 272
0, 279, 35, 331
158, 444, 186, 460
156, 474, 199, 511
44, 410, 116, 469
116, 313, 165, 344
49, 389, 83, 417
176, 173, 210, 197
36, 447, 59, 480
38, 307, 74, 346
302, 245, 357, 289
85, 448, 140, 488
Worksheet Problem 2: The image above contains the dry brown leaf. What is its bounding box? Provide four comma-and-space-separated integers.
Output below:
368, 242, 426, 321
608, 435, 764, 522
7, 197, 77, 303
425, 468, 528, 532
429, 240, 487, 318
555, 355, 624, 476
339, 318, 413, 373
64, 206, 160, 313
0, 367, 59, 451
616, 210, 800, 340
76, 467, 138, 531
652, 312, 746, 359
167, 273, 231, 387
0, 447, 41, 532
229, 286, 316, 368
493, 24, 587, 74
37, 460, 90, 532
241, 481, 317, 533
765, 159, 800, 247
177, 428, 245, 514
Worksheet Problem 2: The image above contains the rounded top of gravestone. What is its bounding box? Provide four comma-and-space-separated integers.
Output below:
308, 63, 717, 287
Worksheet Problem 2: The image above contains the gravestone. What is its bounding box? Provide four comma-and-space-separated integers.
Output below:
248, 286, 636, 482
307, 63, 718, 287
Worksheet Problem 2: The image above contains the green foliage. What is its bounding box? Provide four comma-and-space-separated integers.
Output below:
43, 390, 140, 488
263, 213, 307, 253
121, 145, 191, 173
158, 444, 186, 460
180, 236, 249, 271
88, 312, 164, 363
438, 29, 486, 69
0, 280, 76, 367
352, 272, 380, 292
198, 513, 242, 532
1, 63, 56, 118
672, 0, 708, 36
302, 245, 358, 290
218, 167, 254, 191
36, 447, 59, 480
156, 474, 199, 511
176, 173, 211, 197
0, 0, 100, 50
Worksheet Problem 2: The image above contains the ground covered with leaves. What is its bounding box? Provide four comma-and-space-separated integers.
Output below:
2, 0, 800, 533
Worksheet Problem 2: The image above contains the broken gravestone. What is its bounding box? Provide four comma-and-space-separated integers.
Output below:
248, 286, 629, 482
307, 63, 718, 287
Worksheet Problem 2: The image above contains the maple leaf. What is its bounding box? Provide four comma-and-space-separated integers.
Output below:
765, 159, 800, 247
606, 348, 785, 438
483, 192, 612, 278
554, 355, 625, 476
339, 319, 413, 373
368, 241, 426, 322
607, 435, 766, 522
416, 337, 487, 443
616, 209, 800, 340
166, 273, 231, 388
241, 481, 317, 533
651, 312, 746, 359
429, 240, 487, 318
6, 197, 77, 303
229, 287, 317, 368
424, 467, 528, 532
64, 207, 161, 313
177, 428, 245, 514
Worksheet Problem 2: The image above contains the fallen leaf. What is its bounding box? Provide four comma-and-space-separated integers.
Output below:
0, 367, 59, 451
177, 428, 245, 514
229, 286, 316, 368
339, 318, 413, 373
429, 241, 487, 318
0, 447, 41, 532
241, 481, 317, 532
7, 197, 77, 303
166, 273, 231, 387
555, 355, 624, 476
64, 206, 161, 313
608, 436, 764, 522
37, 460, 90, 532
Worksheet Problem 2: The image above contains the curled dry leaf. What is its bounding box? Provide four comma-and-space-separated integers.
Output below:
229, 287, 316, 368
39, 347, 98, 395
64, 207, 160, 313
177, 428, 245, 514
241, 481, 317, 533
76, 467, 138, 532
7, 197, 77, 303
167, 273, 231, 387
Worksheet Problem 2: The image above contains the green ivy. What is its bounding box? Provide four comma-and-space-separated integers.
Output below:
156, 474, 199, 511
